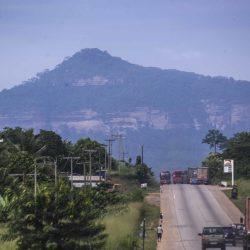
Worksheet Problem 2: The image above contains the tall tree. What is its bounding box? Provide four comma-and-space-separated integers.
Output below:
223, 132, 250, 177
202, 129, 227, 153
202, 153, 223, 182
35, 130, 67, 158
3, 182, 111, 249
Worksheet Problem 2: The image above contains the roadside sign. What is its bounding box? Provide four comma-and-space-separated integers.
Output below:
224, 159, 234, 173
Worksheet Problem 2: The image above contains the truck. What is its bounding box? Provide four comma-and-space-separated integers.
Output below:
181, 170, 188, 184
197, 167, 209, 184
160, 171, 171, 185
243, 197, 250, 250
172, 170, 183, 184
188, 167, 198, 184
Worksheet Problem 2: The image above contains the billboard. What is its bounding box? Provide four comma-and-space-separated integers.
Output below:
224, 159, 234, 173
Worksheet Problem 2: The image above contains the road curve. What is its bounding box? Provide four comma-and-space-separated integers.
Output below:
158, 184, 243, 250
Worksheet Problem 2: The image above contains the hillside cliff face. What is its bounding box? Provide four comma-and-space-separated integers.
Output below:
1, 48, 250, 171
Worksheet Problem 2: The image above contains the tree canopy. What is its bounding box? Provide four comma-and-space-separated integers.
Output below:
202, 129, 227, 153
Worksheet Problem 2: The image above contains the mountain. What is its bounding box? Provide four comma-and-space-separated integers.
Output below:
1, 48, 250, 173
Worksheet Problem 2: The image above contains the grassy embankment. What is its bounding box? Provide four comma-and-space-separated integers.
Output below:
103, 166, 160, 250
224, 178, 250, 213
0, 224, 16, 250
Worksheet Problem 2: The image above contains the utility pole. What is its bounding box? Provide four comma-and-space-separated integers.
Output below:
77, 162, 87, 186
142, 218, 146, 250
54, 158, 57, 186
112, 133, 125, 162
105, 138, 115, 170
84, 150, 96, 186
34, 163, 37, 203
63, 157, 80, 190
141, 145, 144, 165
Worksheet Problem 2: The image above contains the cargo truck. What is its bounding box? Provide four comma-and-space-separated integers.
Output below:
197, 167, 209, 184
243, 197, 250, 250
181, 170, 188, 184
172, 170, 183, 184
160, 171, 171, 185
188, 167, 198, 184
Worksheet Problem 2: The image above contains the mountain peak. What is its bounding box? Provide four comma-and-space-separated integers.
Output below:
78, 48, 110, 56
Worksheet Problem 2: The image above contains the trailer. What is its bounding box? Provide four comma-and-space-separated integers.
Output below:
172, 170, 183, 184
197, 167, 209, 184
160, 171, 171, 185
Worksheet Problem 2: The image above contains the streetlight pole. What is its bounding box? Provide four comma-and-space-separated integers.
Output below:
63, 157, 80, 190
34, 163, 37, 203
84, 150, 96, 187
141, 145, 144, 165
54, 158, 57, 187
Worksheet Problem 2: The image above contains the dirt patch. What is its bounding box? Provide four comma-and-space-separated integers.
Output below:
145, 192, 160, 207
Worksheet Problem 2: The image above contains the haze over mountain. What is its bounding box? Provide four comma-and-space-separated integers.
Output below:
1, 48, 250, 173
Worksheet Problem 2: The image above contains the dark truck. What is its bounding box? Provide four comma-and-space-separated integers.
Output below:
172, 170, 183, 184
188, 167, 198, 184
160, 171, 171, 185
199, 226, 225, 250
243, 197, 250, 250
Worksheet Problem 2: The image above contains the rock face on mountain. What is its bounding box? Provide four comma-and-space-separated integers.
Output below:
1, 48, 250, 172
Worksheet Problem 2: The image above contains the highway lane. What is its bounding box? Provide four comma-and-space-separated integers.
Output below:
158, 184, 243, 250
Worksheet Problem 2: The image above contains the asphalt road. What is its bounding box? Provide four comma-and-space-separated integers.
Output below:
158, 184, 243, 250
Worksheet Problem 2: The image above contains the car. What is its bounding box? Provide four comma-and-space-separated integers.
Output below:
199, 226, 226, 250
223, 226, 236, 246
190, 178, 198, 185
232, 223, 245, 240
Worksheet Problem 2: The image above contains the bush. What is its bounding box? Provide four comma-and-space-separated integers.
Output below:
129, 188, 145, 202
2, 182, 113, 249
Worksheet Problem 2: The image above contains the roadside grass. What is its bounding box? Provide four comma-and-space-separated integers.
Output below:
224, 178, 250, 213
105, 166, 160, 249
103, 202, 142, 250
138, 202, 159, 250
0, 224, 16, 250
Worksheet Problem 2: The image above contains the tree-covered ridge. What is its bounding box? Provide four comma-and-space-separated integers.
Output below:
0, 49, 250, 172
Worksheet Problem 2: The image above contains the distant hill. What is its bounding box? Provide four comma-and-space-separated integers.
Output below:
1, 48, 250, 173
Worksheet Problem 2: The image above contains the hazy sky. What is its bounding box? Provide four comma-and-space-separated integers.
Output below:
1, 0, 250, 90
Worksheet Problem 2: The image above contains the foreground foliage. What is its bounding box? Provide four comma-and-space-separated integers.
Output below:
2, 182, 122, 250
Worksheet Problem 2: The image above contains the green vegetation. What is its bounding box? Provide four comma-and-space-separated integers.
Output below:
2, 182, 121, 249
202, 129, 227, 153
224, 178, 250, 213
202, 130, 250, 213
105, 165, 159, 249
139, 202, 159, 250
103, 201, 159, 250
103, 202, 142, 249
202, 130, 250, 182
0, 127, 158, 249
0, 224, 16, 250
